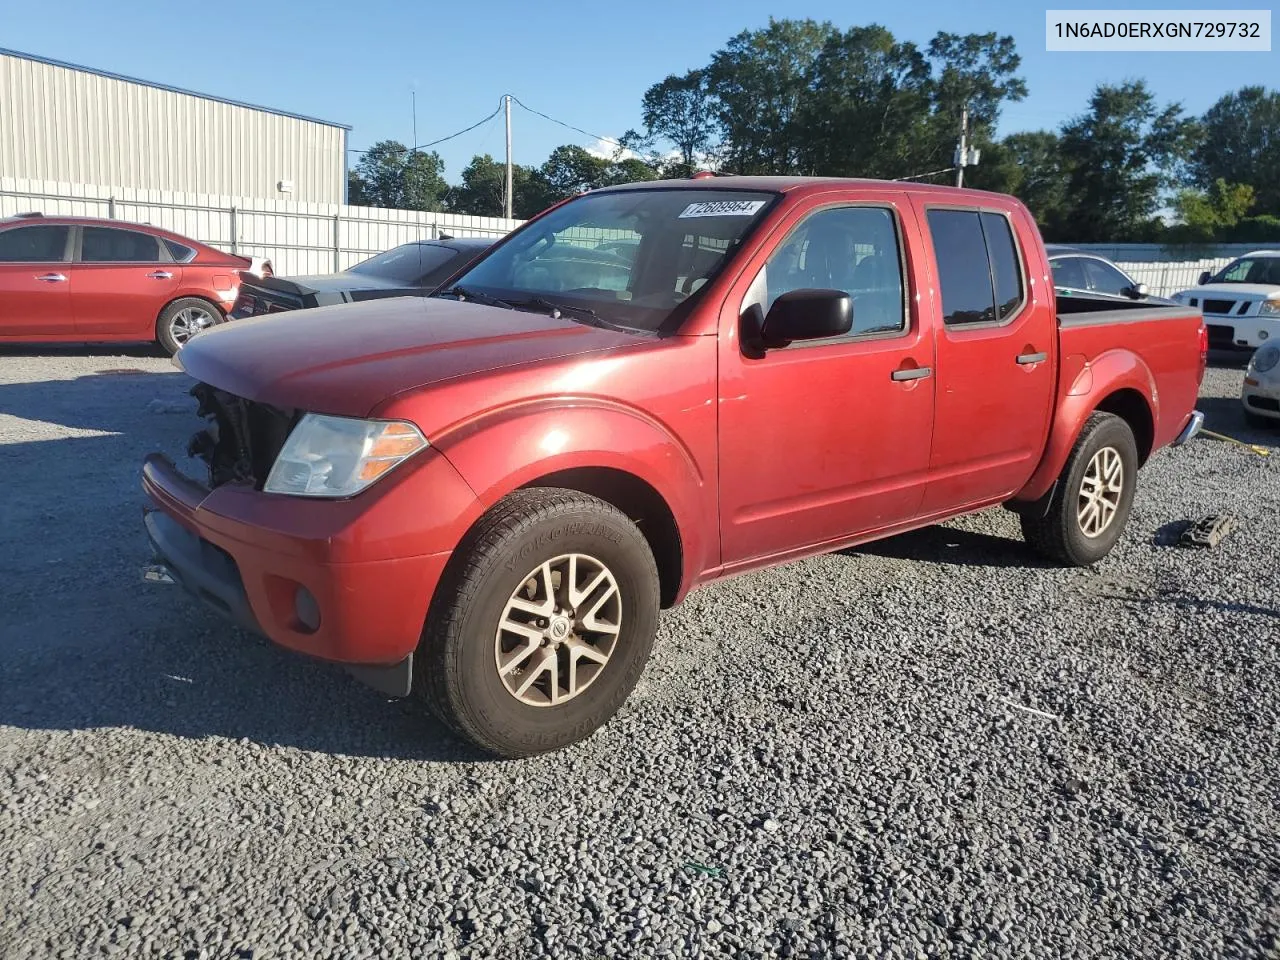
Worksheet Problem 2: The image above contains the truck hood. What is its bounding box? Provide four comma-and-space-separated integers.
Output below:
176, 297, 645, 416
1188, 283, 1280, 300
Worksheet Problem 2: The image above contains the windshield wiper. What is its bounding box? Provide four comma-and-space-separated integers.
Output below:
434, 285, 517, 310
512, 296, 611, 327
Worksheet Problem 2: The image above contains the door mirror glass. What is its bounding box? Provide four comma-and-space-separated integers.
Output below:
1129, 282, 1149, 299
1198, 271, 1211, 285
761, 289, 852, 346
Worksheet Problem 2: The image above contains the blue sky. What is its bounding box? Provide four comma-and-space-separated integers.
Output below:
4, 0, 1276, 179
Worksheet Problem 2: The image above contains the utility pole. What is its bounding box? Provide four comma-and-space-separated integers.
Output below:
411, 90, 418, 151
955, 104, 968, 188
504, 95, 514, 221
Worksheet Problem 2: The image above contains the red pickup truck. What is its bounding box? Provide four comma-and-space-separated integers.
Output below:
143, 177, 1207, 757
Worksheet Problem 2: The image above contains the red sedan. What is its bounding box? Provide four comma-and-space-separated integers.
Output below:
0, 213, 252, 354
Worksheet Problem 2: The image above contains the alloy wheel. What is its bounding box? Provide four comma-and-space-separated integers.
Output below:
1077, 446, 1124, 538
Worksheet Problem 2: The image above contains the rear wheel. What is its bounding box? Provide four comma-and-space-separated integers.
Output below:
157, 298, 222, 355
1021, 412, 1138, 566
417, 488, 660, 758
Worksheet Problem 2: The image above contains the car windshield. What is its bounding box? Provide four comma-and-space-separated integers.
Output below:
348, 243, 458, 284
1210, 256, 1280, 286
440, 188, 778, 332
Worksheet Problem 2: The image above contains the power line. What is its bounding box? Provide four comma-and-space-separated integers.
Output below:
347, 98, 505, 156
893, 167, 957, 182
508, 95, 627, 152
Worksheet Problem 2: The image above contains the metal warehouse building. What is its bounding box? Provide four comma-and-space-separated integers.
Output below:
0, 48, 350, 203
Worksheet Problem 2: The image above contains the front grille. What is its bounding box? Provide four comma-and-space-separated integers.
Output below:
187, 383, 298, 488
1247, 394, 1280, 413
1206, 324, 1235, 348
1203, 299, 1237, 315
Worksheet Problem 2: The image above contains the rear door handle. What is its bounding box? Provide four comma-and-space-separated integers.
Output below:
36, 273, 67, 283
1016, 351, 1047, 365
147, 271, 174, 280
891, 366, 932, 382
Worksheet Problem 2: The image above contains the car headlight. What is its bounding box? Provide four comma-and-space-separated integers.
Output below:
264, 414, 428, 497
1253, 343, 1280, 374
1260, 300, 1280, 316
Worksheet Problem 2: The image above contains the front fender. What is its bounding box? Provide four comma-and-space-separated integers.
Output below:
1014, 349, 1157, 503
432, 401, 713, 597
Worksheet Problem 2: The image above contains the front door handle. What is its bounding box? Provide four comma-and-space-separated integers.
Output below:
35, 273, 67, 283
147, 270, 174, 280
891, 366, 932, 382
1016, 351, 1048, 365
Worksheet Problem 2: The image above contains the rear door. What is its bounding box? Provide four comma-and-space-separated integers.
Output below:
916, 204, 1056, 515
71, 226, 180, 338
0, 224, 74, 336
717, 191, 936, 564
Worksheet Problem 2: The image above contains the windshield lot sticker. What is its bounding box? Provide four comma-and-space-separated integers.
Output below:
678, 200, 767, 219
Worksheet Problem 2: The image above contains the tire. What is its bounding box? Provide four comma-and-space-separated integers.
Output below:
418, 488, 660, 758
156, 298, 223, 355
1021, 412, 1138, 566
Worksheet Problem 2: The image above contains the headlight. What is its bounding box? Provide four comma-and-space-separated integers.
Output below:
1260, 300, 1280, 316
264, 414, 428, 497
1253, 344, 1280, 374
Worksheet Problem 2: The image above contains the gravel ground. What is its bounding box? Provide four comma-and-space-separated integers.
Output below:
1, 347, 1277, 960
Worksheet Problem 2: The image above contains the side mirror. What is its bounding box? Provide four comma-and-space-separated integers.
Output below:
1198, 271, 1211, 285
1127, 283, 1149, 299
760, 289, 852, 347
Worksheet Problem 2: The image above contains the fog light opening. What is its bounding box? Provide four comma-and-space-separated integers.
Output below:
295, 586, 321, 633
1259, 330, 1270, 341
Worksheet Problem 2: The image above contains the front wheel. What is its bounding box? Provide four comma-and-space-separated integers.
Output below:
157, 298, 223, 355
418, 488, 660, 758
1021, 412, 1138, 566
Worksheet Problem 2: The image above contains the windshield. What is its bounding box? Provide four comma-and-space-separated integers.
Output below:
441, 188, 777, 332
1210, 256, 1280, 286
348, 243, 458, 284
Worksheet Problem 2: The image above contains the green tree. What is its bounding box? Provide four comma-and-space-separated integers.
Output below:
346, 170, 370, 206
447, 154, 549, 219
1166, 179, 1256, 243
795, 25, 932, 178
706, 18, 839, 173
633, 70, 718, 170
1056, 82, 1197, 241
923, 32, 1027, 175
1191, 87, 1280, 214
351, 140, 448, 211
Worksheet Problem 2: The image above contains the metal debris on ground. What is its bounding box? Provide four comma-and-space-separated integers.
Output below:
1200, 428, 1270, 457
1178, 514, 1238, 549
682, 862, 723, 877
141, 564, 174, 584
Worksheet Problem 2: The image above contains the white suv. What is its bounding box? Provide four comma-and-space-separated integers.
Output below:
1171, 251, 1280, 350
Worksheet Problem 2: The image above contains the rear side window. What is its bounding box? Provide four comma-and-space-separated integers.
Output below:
0, 225, 70, 262
927, 209, 1026, 326
163, 239, 197, 262
81, 227, 162, 263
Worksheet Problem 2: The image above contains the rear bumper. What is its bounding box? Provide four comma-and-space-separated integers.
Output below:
1172, 410, 1205, 446
141, 451, 480, 694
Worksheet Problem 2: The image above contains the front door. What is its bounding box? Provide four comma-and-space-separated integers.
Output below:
717, 194, 936, 565
72, 225, 180, 338
915, 204, 1057, 516
0, 223, 74, 336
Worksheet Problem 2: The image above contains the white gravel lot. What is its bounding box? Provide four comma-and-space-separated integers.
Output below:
0, 346, 1277, 960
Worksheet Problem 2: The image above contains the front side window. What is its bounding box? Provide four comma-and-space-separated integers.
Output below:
0, 225, 70, 262
1082, 258, 1132, 296
927, 209, 1025, 325
446, 189, 776, 332
81, 227, 162, 263
756, 206, 906, 336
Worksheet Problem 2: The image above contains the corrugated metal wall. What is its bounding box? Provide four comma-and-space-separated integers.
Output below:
0, 52, 346, 203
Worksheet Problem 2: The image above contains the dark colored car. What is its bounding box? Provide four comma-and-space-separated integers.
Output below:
0, 213, 255, 354
1046, 245, 1175, 305
230, 237, 496, 318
